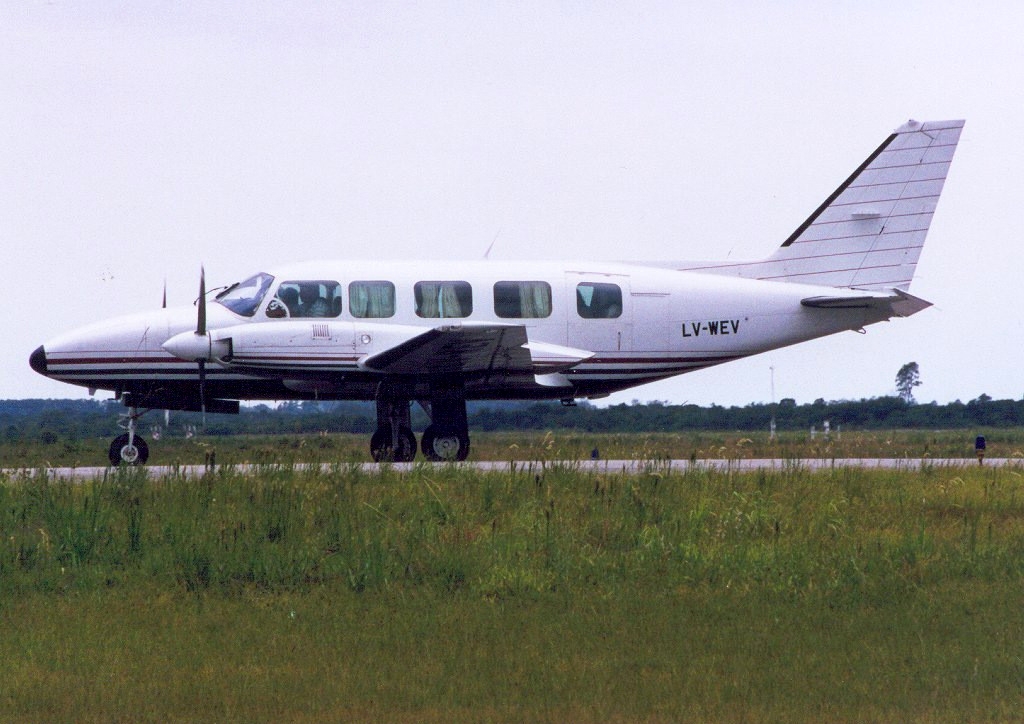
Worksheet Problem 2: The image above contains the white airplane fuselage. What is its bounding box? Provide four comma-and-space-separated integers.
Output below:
33, 260, 890, 403
28, 119, 965, 463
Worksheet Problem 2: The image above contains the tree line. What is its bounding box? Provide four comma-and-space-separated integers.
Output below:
0, 394, 1020, 444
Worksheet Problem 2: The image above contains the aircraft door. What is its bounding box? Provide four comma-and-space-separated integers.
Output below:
630, 291, 676, 353
567, 273, 632, 353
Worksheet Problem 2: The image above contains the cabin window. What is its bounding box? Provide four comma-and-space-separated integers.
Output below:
576, 282, 622, 319
493, 281, 552, 318
415, 281, 472, 318
266, 280, 341, 318
216, 273, 275, 317
349, 281, 396, 318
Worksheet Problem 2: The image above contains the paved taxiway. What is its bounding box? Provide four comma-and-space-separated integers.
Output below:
4, 458, 1015, 480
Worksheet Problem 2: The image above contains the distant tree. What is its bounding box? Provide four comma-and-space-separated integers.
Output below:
895, 362, 922, 403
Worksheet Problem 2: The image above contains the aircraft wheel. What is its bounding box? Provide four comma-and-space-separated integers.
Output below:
370, 426, 417, 462
421, 425, 470, 462
109, 433, 149, 466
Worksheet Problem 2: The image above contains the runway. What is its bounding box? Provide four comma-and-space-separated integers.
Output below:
4, 457, 1014, 480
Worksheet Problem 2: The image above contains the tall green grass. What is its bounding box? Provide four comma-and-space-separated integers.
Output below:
5, 459, 1024, 604
2, 462, 1024, 721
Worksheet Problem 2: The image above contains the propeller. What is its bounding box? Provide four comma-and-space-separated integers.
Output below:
197, 266, 207, 336
161, 266, 232, 426
197, 266, 207, 422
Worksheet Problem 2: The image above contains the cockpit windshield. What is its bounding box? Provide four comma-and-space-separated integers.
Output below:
214, 272, 274, 317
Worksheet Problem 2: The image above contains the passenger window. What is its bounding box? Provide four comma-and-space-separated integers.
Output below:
415, 281, 472, 318
576, 282, 622, 319
494, 281, 552, 318
349, 281, 396, 318
266, 280, 341, 318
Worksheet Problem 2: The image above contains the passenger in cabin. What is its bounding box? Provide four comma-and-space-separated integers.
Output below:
577, 282, 622, 319
298, 284, 330, 317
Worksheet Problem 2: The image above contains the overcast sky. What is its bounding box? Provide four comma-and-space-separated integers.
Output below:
3, 2, 1022, 407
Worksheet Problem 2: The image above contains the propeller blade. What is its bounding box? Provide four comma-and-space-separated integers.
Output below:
162, 279, 167, 309
198, 359, 207, 426
197, 266, 207, 336
197, 266, 208, 427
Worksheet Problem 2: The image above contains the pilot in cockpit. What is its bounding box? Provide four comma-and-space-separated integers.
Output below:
277, 286, 300, 316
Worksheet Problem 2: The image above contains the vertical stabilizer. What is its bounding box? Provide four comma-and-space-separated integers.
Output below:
681, 119, 964, 290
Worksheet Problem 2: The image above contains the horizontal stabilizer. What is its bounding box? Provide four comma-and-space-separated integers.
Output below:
801, 288, 932, 317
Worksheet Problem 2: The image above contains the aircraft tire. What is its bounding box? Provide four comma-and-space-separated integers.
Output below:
370, 426, 417, 463
421, 425, 470, 462
109, 433, 149, 466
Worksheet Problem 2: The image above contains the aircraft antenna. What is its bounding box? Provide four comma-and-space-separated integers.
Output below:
483, 225, 503, 260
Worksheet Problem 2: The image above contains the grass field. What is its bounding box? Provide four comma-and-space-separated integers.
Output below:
2, 449, 1024, 721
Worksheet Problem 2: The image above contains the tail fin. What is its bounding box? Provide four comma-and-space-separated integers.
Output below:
683, 119, 964, 290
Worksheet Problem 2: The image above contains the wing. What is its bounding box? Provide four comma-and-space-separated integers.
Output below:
360, 322, 593, 376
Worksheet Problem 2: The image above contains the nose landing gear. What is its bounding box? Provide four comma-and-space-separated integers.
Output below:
109, 407, 150, 466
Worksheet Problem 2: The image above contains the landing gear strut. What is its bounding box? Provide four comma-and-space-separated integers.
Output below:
109, 407, 149, 466
370, 393, 417, 462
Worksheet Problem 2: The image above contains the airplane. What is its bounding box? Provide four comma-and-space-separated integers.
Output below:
29, 119, 964, 465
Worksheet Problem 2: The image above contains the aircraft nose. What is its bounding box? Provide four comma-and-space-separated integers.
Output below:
29, 345, 48, 375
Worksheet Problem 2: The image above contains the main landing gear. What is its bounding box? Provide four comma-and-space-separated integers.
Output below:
370, 384, 471, 463
109, 406, 150, 466
370, 396, 418, 463
420, 397, 470, 462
